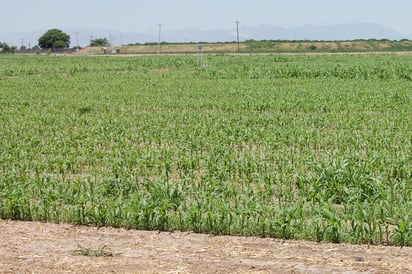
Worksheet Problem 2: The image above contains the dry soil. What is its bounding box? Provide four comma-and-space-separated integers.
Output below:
1, 220, 412, 273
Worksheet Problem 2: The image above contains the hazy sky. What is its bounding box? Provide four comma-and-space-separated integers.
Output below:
1, 0, 411, 35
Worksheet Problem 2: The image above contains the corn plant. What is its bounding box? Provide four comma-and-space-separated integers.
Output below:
0, 54, 411, 246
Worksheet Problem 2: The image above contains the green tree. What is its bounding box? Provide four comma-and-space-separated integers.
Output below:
38, 29, 70, 49
90, 38, 109, 47
0, 42, 10, 53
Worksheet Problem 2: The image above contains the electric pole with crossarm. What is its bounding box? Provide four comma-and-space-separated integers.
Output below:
235, 20, 240, 54
158, 24, 163, 54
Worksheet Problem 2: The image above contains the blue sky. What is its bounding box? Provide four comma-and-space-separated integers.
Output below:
1, 0, 412, 35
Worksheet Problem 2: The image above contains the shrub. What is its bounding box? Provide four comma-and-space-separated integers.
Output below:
52, 41, 66, 49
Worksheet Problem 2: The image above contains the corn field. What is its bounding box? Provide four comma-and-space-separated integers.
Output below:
0, 54, 411, 245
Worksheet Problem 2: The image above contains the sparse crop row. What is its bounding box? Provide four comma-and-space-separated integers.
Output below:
0, 54, 411, 245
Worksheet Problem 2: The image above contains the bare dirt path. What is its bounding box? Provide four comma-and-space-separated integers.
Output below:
1, 220, 411, 273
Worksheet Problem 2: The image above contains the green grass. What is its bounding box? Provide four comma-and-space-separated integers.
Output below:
74, 242, 114, 257
0, 54, 411, 245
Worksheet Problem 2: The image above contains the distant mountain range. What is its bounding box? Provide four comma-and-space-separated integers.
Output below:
1, 23, 409, 48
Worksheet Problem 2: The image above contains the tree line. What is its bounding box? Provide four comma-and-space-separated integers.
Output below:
1, 28, 112, 54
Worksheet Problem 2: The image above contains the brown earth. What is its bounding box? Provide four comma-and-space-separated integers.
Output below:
74, 40, 412, 55
1, 220, 412, 273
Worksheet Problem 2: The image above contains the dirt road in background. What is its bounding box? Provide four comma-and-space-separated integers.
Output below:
1, 220, 411, 273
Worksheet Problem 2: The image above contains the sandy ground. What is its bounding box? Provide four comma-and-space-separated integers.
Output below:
1, 220, 412, 273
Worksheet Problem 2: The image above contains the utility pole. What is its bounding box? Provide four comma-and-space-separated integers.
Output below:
109, 32, 112, 53
235, 20, 240, 54
157, 24, 163, 54
76, 32, 79, 48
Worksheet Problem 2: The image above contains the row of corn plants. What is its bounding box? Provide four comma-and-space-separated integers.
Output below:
0, 54, 411, 245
